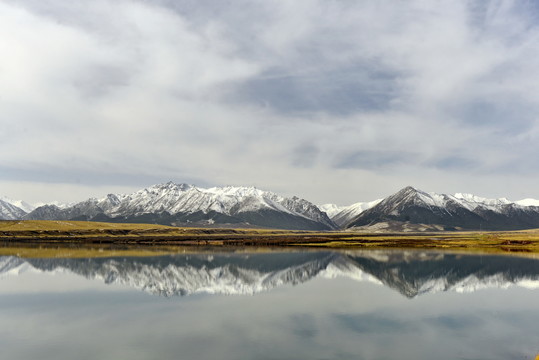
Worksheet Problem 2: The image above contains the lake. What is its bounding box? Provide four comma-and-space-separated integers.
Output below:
1, 248, 539, 360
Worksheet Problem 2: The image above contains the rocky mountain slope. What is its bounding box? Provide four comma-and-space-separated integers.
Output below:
0, 196, 35, 214
23, 182, 336, 230
0, 199, 27, 220
5, 183, 539, 231
345, 186, 539, 230
320, 199, 383, 227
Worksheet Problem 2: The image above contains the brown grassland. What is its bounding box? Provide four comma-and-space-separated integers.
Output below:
1, 220, 539, 257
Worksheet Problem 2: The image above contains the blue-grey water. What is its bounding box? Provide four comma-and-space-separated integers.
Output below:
1, 249, 539, 360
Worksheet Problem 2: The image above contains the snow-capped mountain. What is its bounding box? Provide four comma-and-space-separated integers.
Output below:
515, 198, 539, 207
2, 251, 538, 298
24, 182, 336, 230
8, 183, 539, 230
0, 198, 27, 220
0, 196, 35, 213
346, 186, 539, 230
318, 204, 344, 218
321, 199, 383, 227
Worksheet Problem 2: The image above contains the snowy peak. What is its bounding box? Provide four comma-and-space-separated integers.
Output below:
146, 182, 193, 194
370, 186, 451, 216
322, 199, 383, 227
205, 185, 263, 197
319, 204, 343, 218
516, 198, 539, 207
24, 182, 336, 230
381, 187, 517, 213
0, 199, 27, 220
346, 186, 539, 231
12, 183, 539, 231
453, 193, 512, 211
0, 196, 35, 213
386, 186, 453, 209
384, 186, 423, 208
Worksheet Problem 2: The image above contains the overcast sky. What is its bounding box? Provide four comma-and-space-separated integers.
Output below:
2, 0, 539, 205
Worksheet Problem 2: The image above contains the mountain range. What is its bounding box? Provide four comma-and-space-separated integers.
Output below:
14, 182, 336, 230
2, 183, 539, 231
2, 251, 538, 298
342, 186, 539, 231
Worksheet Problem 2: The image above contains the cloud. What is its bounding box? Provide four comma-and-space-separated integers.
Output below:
223, 65, 399, 116
1, 0, 539, 204
426, 156, 478, 171
334, 150, 415, 170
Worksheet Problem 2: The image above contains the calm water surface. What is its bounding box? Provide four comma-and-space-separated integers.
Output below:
1, 249, 539, 360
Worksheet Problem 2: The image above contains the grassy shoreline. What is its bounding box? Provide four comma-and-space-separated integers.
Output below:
2, 220, 539, 255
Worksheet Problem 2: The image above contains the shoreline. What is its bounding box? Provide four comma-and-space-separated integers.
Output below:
1, 220, 539, 255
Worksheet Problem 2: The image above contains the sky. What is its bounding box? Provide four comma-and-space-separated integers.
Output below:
1, 0, 539, 206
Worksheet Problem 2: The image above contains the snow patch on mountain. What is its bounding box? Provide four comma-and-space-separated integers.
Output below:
383, 186, 536, 215
515, 198, 539, 207
453, 193, 512, 211
379, 187, 519, 213
23, 182, 335, 229
345, 186, 539, 230
32, 201, 75, 210
319, 204, 344, 218
0, 197, 35, 213
333, 200, 383, 227
108, 182, 330, 223
0, 199, 27, 220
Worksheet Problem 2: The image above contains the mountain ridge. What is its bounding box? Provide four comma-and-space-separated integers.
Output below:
3, 183, 539, 231
0, 199, 27, 220
345, 186, 539, 230
21, 182, 336, 230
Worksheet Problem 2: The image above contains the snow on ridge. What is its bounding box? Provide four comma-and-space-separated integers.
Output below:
200, 185, 282, 213
20, 182, 539, 226
454, 193, 511, 207
401, 188, 537, 213
319, 204, 344, 218
325, 199, 383, 227
99, 182, 329, 224
197, 184, 330, 222
393, 188, 516, 211
321, 200, 383, 218
418, 191, 449, 208
204, 185, 264, 197
347, 199, 383, 213
451, 192, 539, 212
0, 197, 35, 213
516, 198, 539, 207
32, 201, 75, 210
0, 199, 28, 220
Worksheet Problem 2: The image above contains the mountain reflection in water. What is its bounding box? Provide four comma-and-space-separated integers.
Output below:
2, 250, 539, 297
1, 249, 539, 360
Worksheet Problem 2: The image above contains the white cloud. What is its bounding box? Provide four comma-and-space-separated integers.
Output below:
1, 0, 539, 205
